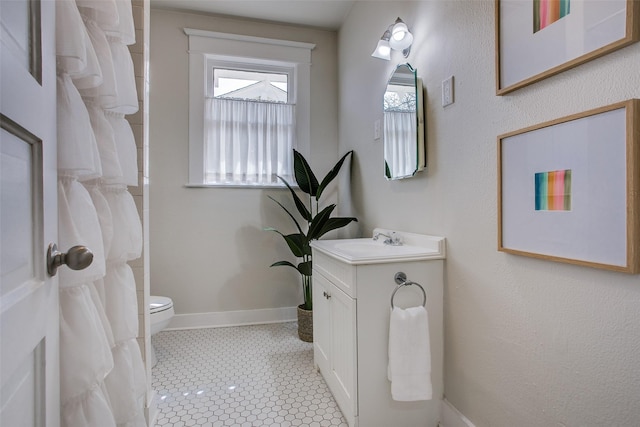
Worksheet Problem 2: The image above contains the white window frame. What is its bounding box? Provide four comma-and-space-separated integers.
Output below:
184, 28, 315, 187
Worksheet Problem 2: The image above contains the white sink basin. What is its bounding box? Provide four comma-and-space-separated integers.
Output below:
311, 230, 445, 264
334, 240, 425, 255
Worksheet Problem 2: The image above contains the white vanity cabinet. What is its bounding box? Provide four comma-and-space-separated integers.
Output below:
311, 230, 445, 427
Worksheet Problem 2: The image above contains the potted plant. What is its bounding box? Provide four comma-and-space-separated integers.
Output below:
266, 149, 357, 342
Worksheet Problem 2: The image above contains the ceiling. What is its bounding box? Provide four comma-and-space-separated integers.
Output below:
149, 0, 356, 30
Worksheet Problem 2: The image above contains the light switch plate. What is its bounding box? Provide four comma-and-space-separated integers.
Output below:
442, 76, 454, 107
374, 119, 381, 140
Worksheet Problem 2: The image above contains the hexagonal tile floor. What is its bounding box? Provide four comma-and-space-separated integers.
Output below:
152, 322, 348, 427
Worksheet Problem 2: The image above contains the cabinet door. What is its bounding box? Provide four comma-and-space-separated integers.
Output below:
312, 272, 331, 371
329, 282, 357, 420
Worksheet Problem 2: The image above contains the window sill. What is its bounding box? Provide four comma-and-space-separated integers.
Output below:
185, 183, 298, 189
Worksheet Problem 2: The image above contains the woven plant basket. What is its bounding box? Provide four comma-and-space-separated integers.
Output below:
297, 304, 313, 342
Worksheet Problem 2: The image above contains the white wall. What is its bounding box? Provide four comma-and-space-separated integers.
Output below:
338, 1, 640, 426
149, 9, 340, 318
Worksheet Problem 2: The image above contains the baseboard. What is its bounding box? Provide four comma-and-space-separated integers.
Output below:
166, 306, 298, 330
145, 389, 158, 427
440, 398, 476, 427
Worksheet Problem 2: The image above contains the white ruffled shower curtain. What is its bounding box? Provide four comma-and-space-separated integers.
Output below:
56, 1, 146, 425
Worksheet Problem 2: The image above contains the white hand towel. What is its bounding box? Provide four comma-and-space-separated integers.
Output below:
387, 305, 432, 401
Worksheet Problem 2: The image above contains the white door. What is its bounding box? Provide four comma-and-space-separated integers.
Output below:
1, 1, 58, 425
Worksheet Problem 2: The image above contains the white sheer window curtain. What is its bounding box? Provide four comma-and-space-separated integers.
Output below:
384, 111, 416, 177
204, 98, 295, 185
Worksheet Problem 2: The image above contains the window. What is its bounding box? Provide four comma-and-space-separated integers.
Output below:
204, 63, 295, 185
212, 68, 289, 101
185, 29, 315, 187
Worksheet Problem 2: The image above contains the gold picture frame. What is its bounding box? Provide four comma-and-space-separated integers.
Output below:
496, 0, 640, 95
498, 99, 639, 273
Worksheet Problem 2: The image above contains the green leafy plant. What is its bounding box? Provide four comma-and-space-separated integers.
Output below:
266, 149, 357, 311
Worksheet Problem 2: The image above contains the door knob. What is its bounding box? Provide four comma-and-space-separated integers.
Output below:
47, 243, 93, 276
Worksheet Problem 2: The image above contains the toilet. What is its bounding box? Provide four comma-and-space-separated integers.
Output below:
149, 295, 174, 367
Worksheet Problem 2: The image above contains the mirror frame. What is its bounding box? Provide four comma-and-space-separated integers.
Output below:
383, 63, 425, 180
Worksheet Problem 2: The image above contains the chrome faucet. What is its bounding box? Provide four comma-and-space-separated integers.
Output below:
373, 231, 403, 246
372, 232, 389, 241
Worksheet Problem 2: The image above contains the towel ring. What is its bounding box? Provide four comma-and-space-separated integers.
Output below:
391, 272, 427, 309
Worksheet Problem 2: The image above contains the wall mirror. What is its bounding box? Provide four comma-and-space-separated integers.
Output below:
383, 63, 425, 180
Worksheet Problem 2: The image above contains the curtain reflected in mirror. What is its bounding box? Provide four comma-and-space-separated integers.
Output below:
383, 63, 425, 180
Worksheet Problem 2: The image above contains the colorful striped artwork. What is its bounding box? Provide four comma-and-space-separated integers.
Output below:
535, 169, 572, 211
533, 0, 570, 33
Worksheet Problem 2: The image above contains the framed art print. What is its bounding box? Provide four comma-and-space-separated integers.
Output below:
498, 99, 639, 273
496, 0, 640, 95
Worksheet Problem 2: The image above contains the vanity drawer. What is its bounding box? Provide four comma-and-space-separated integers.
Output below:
312, 250, 357, 298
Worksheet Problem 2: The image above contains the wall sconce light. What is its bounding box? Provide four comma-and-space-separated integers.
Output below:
371, 17, 413, 60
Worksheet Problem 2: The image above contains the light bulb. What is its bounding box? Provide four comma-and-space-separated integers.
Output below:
371, 39, 391, 60
389, 18, 413, 51
391, 22, 408, 41
389, 29, 413, 50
